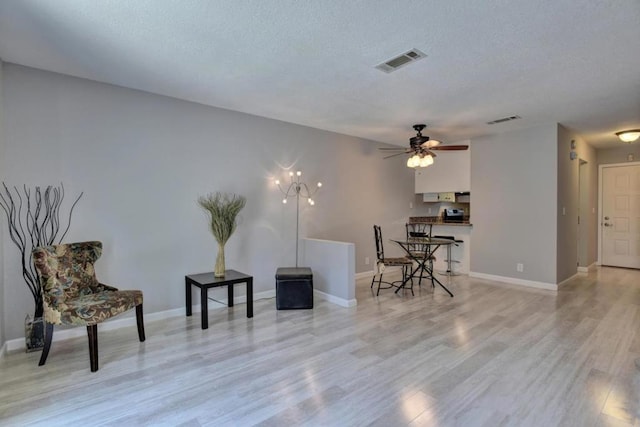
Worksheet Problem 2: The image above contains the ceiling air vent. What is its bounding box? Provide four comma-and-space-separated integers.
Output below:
375, 49, 427, 73
486, 115, 521, 125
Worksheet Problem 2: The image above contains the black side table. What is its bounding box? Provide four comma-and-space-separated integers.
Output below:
185, 270, 253, 329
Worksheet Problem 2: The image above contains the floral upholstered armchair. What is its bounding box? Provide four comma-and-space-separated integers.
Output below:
32, 241, 145, 372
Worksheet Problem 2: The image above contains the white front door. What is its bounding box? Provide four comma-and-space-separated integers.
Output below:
601, 164, 640, 268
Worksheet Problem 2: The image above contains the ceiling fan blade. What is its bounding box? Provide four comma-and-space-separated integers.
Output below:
430, 145, 469, 151
384, 125, 468, 162
420, 139, 441, 148
383, 152, 409, 159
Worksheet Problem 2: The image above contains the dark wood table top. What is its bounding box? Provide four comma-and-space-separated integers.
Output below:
186, 270, 252, 285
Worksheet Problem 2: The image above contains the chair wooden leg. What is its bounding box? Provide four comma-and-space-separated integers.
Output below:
38, 323, 54, 366
136, 304, 146, 342
87, 324, 98, 372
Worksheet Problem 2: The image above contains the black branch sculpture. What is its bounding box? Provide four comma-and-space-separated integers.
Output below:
0, 183, 83, 318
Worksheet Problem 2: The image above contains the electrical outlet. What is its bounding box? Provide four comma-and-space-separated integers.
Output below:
516, 263, 524, 272
365, 257, 370, 265
409, 201, 413, 209
428, 207, 432, 214
562, 207, 566, 216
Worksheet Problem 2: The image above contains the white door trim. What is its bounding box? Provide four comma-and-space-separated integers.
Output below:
597, 161, 640, 265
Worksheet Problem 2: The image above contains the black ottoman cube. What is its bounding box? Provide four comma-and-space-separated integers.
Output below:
276, 267, 313, 310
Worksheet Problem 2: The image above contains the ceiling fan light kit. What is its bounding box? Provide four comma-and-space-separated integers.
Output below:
380, 124, 468, 168
616, 129, 640, 143
407, 153, 434, 168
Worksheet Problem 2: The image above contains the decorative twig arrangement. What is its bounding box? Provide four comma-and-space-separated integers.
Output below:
198, 192, 246, 277
0, 183, 83, 317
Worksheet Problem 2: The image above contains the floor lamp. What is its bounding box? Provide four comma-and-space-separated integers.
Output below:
275, 170, 322, 267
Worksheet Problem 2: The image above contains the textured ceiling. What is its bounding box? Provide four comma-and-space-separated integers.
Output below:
0, 0, 638, 148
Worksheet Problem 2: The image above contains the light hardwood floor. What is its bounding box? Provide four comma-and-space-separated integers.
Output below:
1, 267, 639, 426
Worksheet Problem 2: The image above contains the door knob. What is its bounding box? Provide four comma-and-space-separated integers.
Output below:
603, 223, 612, 227
604, 216, 610, 220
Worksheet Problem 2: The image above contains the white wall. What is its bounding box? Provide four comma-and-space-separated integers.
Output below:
556, 124, 579, 281
597, 144, 640, 165
470, 123, 558, 285
579, 137, 598, 268
302, 238, 356, 305
556, 125, 598, 277
556, 125, 586, 281
0, 59, 5, 350
1, 64, 415, 340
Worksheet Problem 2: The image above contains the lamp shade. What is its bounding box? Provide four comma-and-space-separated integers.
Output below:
422, 154, 434, 167
616, 129, 640, 143
406, 156, 414, 167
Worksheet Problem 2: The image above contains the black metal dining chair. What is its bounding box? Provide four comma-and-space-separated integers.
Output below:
406, 222, 433, 239
371, 225, 413, 296
405, 223, 436, 285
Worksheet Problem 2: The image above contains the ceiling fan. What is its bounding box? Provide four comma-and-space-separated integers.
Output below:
380, 124, 468, 167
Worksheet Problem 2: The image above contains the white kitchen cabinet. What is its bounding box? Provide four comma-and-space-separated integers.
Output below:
423, 193, 439, 202
415, 142, 470, 193
422, 192, 460, 202
438, 192, 455, 202
456, 193, 471, 203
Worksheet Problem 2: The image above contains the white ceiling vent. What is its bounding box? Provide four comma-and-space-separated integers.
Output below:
486, 115, 521, 125
375, 49, 427, 73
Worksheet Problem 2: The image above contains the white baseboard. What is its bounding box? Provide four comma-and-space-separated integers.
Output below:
577, 262, 596, 273
3, 289, 277, 354
1, 288, 358, 354
558, 273, 579, 287
469, 271, 558, 291
314, 289, 357, 307
355, 270, 375, 279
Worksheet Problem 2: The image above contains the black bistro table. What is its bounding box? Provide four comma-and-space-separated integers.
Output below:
392, 237, 455, 297
185, 270, 253, 329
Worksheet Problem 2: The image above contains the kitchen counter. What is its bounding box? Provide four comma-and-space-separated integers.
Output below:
409, 216, 472, 226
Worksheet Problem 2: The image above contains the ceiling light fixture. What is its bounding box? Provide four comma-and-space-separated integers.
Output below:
274, 170, 322, 267
616, 129, 640, 143
406, 153, 434, 168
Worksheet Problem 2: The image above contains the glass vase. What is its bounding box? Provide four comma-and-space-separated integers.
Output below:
214, 243, 226, 277
25, 314, 45, 353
